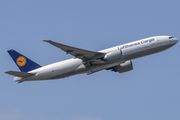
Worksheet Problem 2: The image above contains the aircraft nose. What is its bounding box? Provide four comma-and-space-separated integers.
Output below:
174, 38, 178, 44
170, 38, 178, 45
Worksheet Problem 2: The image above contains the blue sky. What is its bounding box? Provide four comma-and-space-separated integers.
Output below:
1, 0, 180, 120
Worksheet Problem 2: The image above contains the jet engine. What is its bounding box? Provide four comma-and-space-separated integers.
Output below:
104, 49, 123, 61
111, 60, 133, 73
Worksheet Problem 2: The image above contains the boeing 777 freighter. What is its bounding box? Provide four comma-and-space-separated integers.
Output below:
5, 36, 178, 83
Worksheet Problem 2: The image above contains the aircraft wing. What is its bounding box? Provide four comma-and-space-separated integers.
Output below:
43, 40, 105, 63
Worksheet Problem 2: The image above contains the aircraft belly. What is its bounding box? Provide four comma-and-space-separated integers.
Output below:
48, 71, 77, 79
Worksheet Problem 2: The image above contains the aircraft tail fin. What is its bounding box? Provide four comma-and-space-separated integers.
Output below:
7, 49, 41, 72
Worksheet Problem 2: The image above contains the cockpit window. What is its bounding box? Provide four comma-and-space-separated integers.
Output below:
169, 37, 174, 39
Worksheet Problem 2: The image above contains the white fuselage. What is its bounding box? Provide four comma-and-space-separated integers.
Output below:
14, 36, 178, 82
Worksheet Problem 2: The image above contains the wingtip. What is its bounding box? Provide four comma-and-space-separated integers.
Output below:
43, 40, 52, 42
5, 71, 11, 74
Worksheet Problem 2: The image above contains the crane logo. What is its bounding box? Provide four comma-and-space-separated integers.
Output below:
16, 56, 27, 67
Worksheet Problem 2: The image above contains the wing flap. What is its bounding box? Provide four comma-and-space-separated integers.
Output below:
5, 71, 35, 77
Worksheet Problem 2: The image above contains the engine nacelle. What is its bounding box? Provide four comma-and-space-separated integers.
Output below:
112, 60, 133, 73
104, 49, 123, 61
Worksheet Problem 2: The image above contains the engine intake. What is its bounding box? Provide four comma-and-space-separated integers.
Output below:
112, 60, 133, 73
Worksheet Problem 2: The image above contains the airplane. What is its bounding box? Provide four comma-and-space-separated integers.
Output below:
5, 36, 178, 83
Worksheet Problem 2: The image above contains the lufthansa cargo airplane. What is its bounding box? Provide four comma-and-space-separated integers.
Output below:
5, 36, 178, 83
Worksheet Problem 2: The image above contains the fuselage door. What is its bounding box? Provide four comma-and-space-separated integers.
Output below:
156, 38, 161, 45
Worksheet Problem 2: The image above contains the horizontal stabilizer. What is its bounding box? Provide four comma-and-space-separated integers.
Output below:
5, 71, 35, 77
